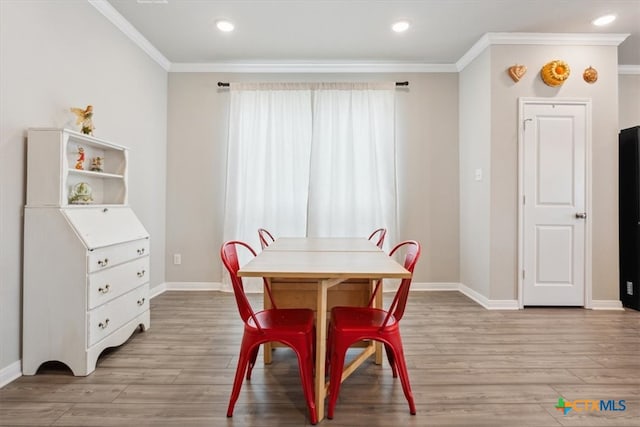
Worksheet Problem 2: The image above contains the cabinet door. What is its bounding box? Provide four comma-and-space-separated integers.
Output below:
63, 207, 148, 250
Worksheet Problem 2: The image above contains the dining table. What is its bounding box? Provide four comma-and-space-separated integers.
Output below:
237, 237, 412, 422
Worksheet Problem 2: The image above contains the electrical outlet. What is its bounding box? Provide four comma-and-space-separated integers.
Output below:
627, 281, 633, 296
173, 254, 182, 265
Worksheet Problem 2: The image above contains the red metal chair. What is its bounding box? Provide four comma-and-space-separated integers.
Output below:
368, 228, 387, 248
221, 241, 318, 425
326, 240, 421, 419
257, 228, 276, 249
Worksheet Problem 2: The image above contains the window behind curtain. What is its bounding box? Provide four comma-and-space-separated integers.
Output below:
222, 82, 397, 289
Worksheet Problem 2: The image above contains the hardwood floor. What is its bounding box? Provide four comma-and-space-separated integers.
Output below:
2, 291, 639, 426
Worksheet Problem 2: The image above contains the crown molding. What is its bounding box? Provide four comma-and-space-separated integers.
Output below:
87, 0, 171, 71
169, 62, 457, 73
456, 32, 631, 71
619, 65, 640, 75
84, 7, 636, 76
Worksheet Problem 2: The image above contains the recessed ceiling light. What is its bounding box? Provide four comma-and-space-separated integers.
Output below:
392, 20, 410, 33
216, 20, 235, 32
592, 14, 616, 26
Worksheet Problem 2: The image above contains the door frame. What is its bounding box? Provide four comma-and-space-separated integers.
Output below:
517, 98, 593, 308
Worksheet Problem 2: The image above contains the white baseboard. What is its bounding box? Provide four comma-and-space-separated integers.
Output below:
410, 282, 520, 310
411, 282, 460, 291
159, 281, 261, 293
590, 300, 624, 310
154, 281, 624, 311
162, 281, 221, 292
0, 360, 22, 388
149, 282, 167, 298
156, 281, 522, 309
457, 283, 520, 310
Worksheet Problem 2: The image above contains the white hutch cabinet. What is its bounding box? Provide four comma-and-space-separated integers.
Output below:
23, 128, 150, 376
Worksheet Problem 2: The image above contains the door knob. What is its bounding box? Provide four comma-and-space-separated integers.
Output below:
575, 212, 587, 219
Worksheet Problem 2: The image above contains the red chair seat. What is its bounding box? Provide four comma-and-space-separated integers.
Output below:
248, 309, 314, 331
331, 307, 398, 330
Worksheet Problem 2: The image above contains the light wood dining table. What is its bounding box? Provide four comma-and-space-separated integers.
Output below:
237, 237, 411, 422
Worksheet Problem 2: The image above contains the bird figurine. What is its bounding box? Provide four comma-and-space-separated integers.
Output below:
70, 105, 95, 135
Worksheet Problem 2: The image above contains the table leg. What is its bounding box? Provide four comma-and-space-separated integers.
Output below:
314, 280, 329, 422
263, 279, 272, 365
373, 279, 383, 365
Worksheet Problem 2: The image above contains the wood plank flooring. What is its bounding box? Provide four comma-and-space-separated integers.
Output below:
1, 291, 639, 426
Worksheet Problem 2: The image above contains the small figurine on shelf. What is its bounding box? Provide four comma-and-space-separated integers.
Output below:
75, 146, 85, 170
70, 105, 95, 135
90, 156, 103, 172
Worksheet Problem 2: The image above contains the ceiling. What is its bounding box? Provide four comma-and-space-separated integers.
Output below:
105, 0, 640, 68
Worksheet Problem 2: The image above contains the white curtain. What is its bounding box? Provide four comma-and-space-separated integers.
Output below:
222, 82, 397, 290
307, 82, 397, 246
222, 84, 312, 290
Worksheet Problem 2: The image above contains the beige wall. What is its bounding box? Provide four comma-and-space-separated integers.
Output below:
619, 74, 640, 129
490, 45, 620, 301
459, 50, 492, 297
0, 1, 167, 373
166, 72, 460, 285
459, 43, 621, 302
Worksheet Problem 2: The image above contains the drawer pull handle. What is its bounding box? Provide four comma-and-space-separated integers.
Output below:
137, 298, 146, 306
137, 248, 145, 255
137, 269, 146, 278
98, 284, 111, 294
97, 258, 109, 267
98, 318, 110, 329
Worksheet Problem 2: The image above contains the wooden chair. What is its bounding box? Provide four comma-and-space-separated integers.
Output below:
368, 228, 387, 248
257, 228, 275, 249
220, 241, 318, 424
326, 240, 421, 419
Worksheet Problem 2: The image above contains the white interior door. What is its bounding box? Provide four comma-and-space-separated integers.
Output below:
520, 100, 590, 306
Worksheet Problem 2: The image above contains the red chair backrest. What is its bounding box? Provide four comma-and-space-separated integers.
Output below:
221, 241, 265, 332
258, 228, 276, 249
381, 240, 421, 328
368, 228, 387, 248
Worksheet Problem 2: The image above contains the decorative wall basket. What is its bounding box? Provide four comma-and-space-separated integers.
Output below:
583, 66, 598, 84
508, 64, 527, 82
540, 60, 570, 87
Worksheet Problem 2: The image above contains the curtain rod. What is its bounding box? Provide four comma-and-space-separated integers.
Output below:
216, 81, 409, 87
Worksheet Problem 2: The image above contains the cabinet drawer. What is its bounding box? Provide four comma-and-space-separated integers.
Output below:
88, 239, 149, 273
87, 284, 149, 347
88, 258, 149, 309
